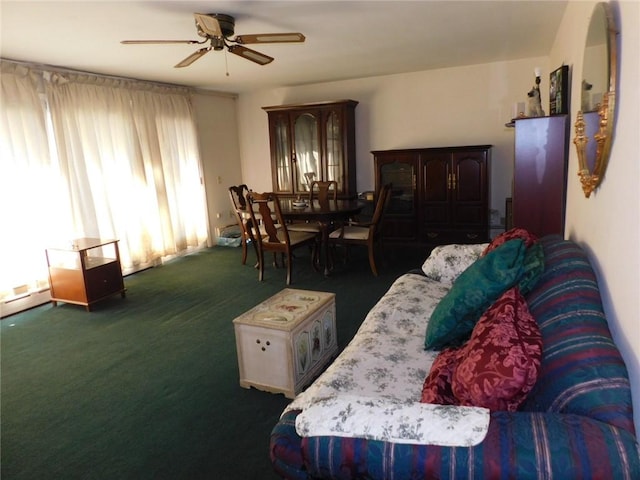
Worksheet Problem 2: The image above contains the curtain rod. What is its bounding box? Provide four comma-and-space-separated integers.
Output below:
0, 57, 238, 99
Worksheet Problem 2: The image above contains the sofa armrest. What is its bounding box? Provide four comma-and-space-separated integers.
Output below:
271, 411, 309, 480
271, 410, 640, 480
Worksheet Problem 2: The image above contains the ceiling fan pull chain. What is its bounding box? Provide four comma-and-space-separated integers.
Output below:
224, 49, 230, 77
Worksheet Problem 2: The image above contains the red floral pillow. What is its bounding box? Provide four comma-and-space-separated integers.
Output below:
421, 287, 542, 411
420, 347, 459, 405
451, 287, 542, 411
483, 228, 538, 256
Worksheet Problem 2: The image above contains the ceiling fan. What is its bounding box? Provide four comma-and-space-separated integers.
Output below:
121, 13, 305, 68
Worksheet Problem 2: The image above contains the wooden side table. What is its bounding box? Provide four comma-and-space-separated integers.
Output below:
45, 238, 125, 311
233, 289, 337, 399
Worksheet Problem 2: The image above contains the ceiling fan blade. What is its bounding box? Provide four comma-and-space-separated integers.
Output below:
174, 47, 211, 68
228, 45, 274, 65
234, 33, 305, 44
194, 13, 223, 37
121, 40, 202, 45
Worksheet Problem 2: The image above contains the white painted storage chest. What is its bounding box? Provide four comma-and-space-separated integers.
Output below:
233, 289, 337, 399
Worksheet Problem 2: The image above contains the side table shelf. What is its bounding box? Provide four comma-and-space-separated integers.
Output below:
45, 238, 126, 311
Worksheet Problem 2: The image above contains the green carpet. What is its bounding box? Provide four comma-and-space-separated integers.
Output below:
1, 244, 429, 480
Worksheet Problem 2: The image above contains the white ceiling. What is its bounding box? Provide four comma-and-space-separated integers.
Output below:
1, 1, 568, 94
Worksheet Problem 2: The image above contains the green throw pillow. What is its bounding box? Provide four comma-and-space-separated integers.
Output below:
518, 242, 545, 295
425, 239, 527, 350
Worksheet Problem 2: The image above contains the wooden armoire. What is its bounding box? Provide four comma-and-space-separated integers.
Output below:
511, 115, 569, 237
373, 145, 491, 245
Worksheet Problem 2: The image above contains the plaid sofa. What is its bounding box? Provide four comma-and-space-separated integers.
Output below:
270, 236, 640, 479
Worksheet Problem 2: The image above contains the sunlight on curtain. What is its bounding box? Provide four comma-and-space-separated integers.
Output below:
0, 61, 209, 311
131, 90, 208, 260
0, 63, 74, 301
46, 75, 208, 270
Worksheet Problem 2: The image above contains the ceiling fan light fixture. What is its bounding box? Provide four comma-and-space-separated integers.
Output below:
211, 37, 225, 51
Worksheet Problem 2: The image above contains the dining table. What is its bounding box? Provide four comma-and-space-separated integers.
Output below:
279, 198, 364, 276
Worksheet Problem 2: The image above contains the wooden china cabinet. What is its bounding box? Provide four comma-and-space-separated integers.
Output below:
263, 100, 358, 199
374, 145, 491, 245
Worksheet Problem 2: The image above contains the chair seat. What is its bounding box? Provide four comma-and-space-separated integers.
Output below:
329, 225, 370, 241
254, 228, 317, 248
270, 230, 317, 245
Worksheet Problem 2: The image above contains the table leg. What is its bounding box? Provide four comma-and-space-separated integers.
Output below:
320, 222, 331, 276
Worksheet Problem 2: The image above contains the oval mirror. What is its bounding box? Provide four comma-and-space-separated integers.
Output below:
573, 2, 618, 198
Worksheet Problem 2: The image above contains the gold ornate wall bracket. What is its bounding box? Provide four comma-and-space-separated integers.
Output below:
574, 92, 612, 198
574, 111, 591, 197
578, 168, 600, 198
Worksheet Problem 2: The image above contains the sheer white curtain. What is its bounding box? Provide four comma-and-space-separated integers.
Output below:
46, 74, 208, 270
0, 63, 74, 301
293, 115, 319, 191
0, 61, 209, 311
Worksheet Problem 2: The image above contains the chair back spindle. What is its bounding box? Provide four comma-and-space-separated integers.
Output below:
309, 180, 338, 205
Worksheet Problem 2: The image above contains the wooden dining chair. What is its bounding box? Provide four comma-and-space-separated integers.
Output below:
287, 180, 338, 234
245, 191, 318, 285
310, 180, 338, 204
328, 183, 392, 276
228, 184, 256, 265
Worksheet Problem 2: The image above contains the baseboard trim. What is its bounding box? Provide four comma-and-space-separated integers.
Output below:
1, 290, 52, 319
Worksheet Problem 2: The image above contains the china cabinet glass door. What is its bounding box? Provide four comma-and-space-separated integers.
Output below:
325, 111, 343, 193
380, 160, 416, 215
293, 113, 319, 193
274, 115, 291, 192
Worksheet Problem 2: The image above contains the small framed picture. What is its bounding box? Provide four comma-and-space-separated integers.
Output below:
549, 65, 570, 115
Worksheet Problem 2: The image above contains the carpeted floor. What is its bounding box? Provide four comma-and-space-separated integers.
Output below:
1, 243, 429, 480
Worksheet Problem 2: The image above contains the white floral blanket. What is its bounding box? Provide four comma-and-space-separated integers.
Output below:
296, 394, 489, 446
285, 269, 491, 447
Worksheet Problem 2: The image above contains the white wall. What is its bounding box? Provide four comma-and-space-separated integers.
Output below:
237, 56, 550, 226
551, 0, 640, 434
192, 91, 244, 242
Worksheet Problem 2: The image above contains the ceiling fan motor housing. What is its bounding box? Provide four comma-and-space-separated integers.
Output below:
210, 13, 236, 38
